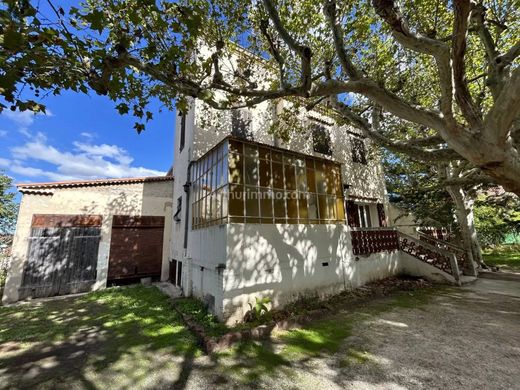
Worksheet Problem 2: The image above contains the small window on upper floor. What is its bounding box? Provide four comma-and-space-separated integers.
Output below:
231, 109, 253, 140
351, 136, 367, 165
311, 124, 332, 156
179, 112, 186, 152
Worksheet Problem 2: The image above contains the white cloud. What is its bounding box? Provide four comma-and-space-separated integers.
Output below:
73, 142, 133, 165
2, 110, 36, 128
8, 133, 164, 181
80, 132, 96, 139
1, 109, 53, 137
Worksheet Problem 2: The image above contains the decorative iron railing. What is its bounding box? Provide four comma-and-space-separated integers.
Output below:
351, 228, 399, 256
349, 228, 462, 283
398, 232, 460, 282
417, 231, 472, 275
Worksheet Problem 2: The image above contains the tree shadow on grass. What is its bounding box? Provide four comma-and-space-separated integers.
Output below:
0, 285, 199, 389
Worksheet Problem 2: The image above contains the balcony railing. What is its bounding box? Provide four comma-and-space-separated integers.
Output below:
351, 228, 399, 255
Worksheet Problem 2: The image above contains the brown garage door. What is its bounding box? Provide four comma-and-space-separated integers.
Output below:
108, 215, 164, 280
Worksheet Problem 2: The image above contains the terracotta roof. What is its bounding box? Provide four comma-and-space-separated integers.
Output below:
17, 176, 173, 190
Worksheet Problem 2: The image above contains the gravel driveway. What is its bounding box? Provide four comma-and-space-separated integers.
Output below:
179, 278, 520, 390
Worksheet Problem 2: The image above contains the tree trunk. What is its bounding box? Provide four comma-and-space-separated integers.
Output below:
445, 185, 484, 275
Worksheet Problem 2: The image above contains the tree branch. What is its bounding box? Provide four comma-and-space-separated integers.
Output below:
259, 19, 287, 88
323, 0, 361, 79
498, 40, 520, 68
311, 79, 448, 133
452, 0, 482, 129
262, 0, 312, 94
484, 65, 520, 144
372, 0, 456, 126
334, 101, 460, 163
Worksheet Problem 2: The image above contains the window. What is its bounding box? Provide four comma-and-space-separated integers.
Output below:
191, 138, 346, 229
174, 196, 182, 222
351, 137, 367, 164
191, 142, 228, 228
170, 259, 182, 286
231, 109, 253, 140
179, 112, 186, 152
358, 204, 372, 228
312, 124, 332, 156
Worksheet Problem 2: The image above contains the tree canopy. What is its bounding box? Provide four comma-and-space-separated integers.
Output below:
1, 0, 519, 192
0, 172, 17, 235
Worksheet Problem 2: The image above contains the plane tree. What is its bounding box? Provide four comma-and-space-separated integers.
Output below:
1, 0, 519, 195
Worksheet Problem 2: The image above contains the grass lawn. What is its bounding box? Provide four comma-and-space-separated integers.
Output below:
483, 245, 520, 271
0, 285, 199, 389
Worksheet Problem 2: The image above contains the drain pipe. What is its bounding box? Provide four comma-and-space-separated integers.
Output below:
182, 161, 193, 251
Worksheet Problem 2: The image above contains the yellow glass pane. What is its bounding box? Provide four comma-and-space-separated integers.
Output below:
259, 189, 273, 217
229, 185, 244, 216
315, 166, 327, 194
336, 197, 345, 220
298, 193, 308, 219
245, 187, 259, 216
229, 153, 243, 184
284, 164, 296, 190
306, 168, 316, 193
244, 144, 259, 158
286, 192, 298, 218
272, 150, 283, 162
318, 195, 329, 220
229, 139, 243, 154
272, 162, 284, 189
327, 195, 337, 220
326, 165, 335, 194
308, 194, 319, 219
259, 147, 270, 160
296, 167, 307, 191
244, 156, 259, 185
273, 191, 285, 217
259, 159, 271, 187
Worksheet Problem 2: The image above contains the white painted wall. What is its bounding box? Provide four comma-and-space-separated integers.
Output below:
388, 204, 420, 236
221, 223, 402, 324
2, 180, 173, 304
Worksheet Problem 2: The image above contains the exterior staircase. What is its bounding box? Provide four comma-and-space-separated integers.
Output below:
351, 227, 478, 286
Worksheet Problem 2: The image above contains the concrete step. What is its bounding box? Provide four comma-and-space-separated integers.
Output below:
479, 270, 520, 282
460, 275, 478, 285
153, 282, 182, 299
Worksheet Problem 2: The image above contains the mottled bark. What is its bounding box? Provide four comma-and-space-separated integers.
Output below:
446, 185, 484, 274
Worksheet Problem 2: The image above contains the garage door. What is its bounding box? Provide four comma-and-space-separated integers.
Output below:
108, 215, 164, 280
19, 214, 102, 299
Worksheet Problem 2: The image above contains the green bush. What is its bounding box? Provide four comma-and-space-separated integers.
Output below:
474, 195, 520, 248
174, 297, 229, 337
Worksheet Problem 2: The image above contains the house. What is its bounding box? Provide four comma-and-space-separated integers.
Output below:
168, 85, 480, 324
2, 177, 173, 303
2, 49, 472, 320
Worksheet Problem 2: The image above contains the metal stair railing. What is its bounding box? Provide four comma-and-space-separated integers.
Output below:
398, 232, 461, 285
416, 231, 473, 275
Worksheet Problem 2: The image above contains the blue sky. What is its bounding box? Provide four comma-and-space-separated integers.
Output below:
0, 91, 175, 189
0, 0, 175, 199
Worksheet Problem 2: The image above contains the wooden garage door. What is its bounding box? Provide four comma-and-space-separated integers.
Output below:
108, 216, 164, 280
19, 214, 102, 299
